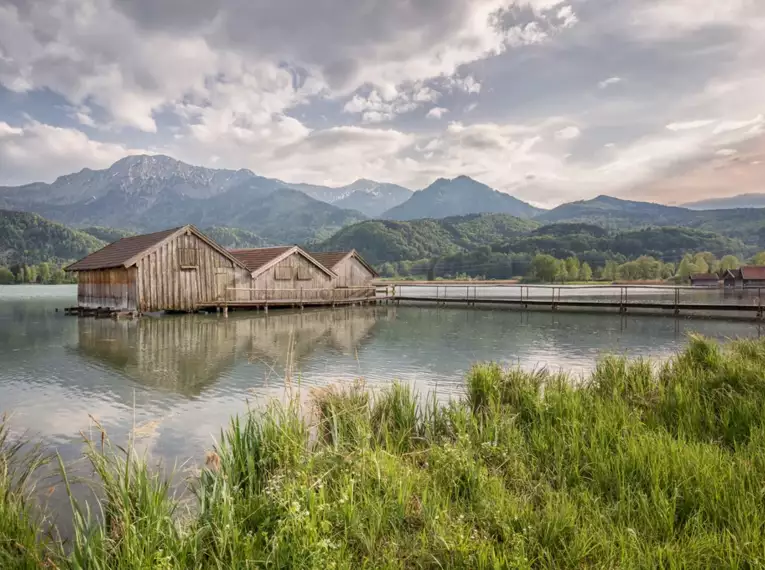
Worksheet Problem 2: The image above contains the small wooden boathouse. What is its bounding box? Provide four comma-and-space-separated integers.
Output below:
66, 227, 379, 314
310, 250, 379, 288
65, 225, 251, 313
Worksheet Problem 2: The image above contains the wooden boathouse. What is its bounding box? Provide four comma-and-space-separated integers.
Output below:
723, 267, 765, 289
311, 250, 379, 288
65, 225, 251, 313
228, 246, 336, 303
66, 227, 379, 314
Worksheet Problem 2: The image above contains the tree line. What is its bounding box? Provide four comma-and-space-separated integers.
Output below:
378, 250, 765, 283
0, 263, 74, 285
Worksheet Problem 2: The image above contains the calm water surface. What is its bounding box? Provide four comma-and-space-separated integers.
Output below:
1, 284, 761, 466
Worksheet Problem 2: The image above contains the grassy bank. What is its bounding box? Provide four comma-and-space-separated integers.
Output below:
4, 335, 765, 568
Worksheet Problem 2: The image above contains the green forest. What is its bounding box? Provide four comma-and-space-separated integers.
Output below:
3, 207, 765, 286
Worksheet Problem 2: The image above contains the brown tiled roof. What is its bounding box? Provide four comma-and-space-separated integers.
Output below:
690, 273, 719, 281
65, 227, 182, 271
229, 246, 293, 272
741, 266, 765, 280
310, 251, 350, 270
310, 250, 379, 277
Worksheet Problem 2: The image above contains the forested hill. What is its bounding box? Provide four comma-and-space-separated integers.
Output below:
537, 196, 765, 247
0, 210, 106, 266
318, 217, 750, 275
316, 214, 539, 264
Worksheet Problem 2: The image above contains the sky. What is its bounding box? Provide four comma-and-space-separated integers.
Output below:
0, 0, 764, 206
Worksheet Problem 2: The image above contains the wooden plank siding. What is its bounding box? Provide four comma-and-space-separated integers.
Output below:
77, 267, 136, 310
247, 252, 334, 302
333, 256, 376, 289
135, 229, 250, 312
76, 228, 249, 313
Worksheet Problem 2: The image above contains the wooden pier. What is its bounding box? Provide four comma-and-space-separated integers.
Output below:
377, 283, 765, 321
197, 286, 383, 313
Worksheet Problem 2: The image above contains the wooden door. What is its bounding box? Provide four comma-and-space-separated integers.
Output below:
216, 270, 230, 302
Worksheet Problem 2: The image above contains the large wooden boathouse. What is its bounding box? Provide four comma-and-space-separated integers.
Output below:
65, 226, 378, 314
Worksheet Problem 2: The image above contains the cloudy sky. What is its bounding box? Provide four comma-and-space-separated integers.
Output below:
1, 0, 763, 206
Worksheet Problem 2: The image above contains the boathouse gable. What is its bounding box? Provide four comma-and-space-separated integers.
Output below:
311, 250, 379, 288
66, 226, 251, 312
230, 246, 336, 302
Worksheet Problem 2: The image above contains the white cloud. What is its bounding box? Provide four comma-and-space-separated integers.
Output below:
556, 5, 578, 28
666, 120, 715, 132
598, 77, 622, 89
716, 148, 738, 157
0, 120, 141, 185
448, 75, 482, 94
713, 115, 764, 135
426, 107, 450, 119
555, 126, 581, 140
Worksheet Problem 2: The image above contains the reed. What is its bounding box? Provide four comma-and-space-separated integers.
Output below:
3, 335, 765, 568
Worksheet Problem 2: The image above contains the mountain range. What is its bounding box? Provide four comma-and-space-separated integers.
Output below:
683, 193, 765, 210
3, 154, 765, 258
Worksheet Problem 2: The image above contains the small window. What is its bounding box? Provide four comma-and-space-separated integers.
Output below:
179, 247, 199, 268
274, 266, 293, 280
296, 267, 312, 281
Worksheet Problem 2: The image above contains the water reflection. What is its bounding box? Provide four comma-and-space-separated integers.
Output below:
74, 308, 386, 397
1, 285, 763, 467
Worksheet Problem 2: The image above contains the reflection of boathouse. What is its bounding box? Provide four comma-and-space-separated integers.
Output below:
66, 226, 377, 313
75, 307, 392, 396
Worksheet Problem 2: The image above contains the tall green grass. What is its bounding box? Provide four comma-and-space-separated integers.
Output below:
0, 417, 54, 569
3, 335, 765, 568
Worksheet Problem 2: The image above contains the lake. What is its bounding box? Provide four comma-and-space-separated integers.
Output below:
1, 284, 762, 467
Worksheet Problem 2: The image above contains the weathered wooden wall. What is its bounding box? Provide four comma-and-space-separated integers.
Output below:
77, 267, 137, 310
136, 230, 250, 312
245, 252, 334, 302
333, 256, 376, 288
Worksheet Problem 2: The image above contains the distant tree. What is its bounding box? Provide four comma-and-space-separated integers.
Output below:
0, 267, 14, 284
530, 254, 560, 282
719, 255, 740, 272
51, 268, 67, 284
660, 262, 675, 280
565, 257, 580, 281
15, 266, 25, 284
25, 265, 38, 284
555, 259, 569, 283
635, 256, 662, 280
602, 260, 618, 282
677, 255, 700, 280
37, 262, 51, 284
751, 251, 765, 265
691, 253, 710, 275
379, 262, 397, 278
579, 262, 593, 282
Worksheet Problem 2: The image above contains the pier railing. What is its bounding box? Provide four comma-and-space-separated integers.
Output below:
222, 286, 379, 304
375, 282, 764, 318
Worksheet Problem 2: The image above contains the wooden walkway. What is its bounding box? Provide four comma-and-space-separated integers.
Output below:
380, 284, 765, 320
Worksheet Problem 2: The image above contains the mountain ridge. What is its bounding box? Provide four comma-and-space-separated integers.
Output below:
383, 175, 541, 220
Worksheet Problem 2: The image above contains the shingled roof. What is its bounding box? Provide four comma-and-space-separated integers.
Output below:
65, 227, 183, 271
310, 251, 351, 270
229, 246, 293, 273
690, 273, 720, 281
741, 266, 765, 280
310, 250, 379, 277
66, 225, 250, 272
